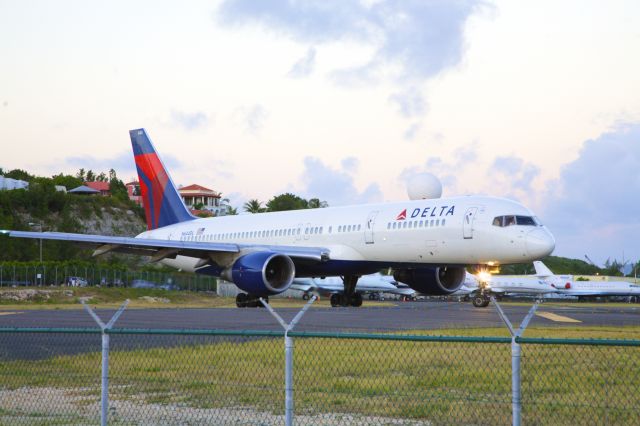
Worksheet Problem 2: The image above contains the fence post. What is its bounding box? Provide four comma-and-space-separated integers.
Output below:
82, 300, 129, 426
491, 298, 539, 426
260, 296, 316, 426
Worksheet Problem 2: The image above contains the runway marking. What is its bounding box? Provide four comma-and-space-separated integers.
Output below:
0, 312, 22, 316
536, 311, 581, 323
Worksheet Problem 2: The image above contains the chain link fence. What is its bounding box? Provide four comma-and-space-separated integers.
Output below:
0, 327, 638, 425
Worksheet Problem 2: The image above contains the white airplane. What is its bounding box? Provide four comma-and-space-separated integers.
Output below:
533, 261, 640, 299
4, 129, 555, 308
290, 274, 417, 305
467, 269, 558, 307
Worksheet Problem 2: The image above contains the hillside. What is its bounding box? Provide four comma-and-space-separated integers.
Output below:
0, 183, 146, 262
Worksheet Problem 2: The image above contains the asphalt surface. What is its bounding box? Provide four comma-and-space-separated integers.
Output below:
1, 300, 639, 360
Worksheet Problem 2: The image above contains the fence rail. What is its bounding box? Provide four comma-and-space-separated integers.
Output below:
0, 325, 638, 425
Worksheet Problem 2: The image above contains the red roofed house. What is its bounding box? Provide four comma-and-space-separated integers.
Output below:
179, 184, 230, 216
125, 181, 144, 207
84, 181, 110, 196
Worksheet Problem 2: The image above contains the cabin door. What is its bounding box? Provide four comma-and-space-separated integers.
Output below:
364, 210, 379, 244
463, 207, 478, 239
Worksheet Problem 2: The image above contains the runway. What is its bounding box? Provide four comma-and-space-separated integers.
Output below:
1, 300, 638, 360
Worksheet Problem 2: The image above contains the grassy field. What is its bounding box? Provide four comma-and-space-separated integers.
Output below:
0, 287, 391, 310
0, 325, 638, 424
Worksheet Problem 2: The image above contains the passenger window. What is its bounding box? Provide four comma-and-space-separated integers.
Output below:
436, 220, 440, 226
328, 226, 332, 233
442, 219, 446, 226
319, 227, 323, 234
430, 220, 434, 226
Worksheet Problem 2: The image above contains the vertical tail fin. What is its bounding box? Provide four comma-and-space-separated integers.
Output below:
533, 261, 554, 277
130, 129, 195, 230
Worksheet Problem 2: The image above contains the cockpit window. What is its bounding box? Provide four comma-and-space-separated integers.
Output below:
492, 215, 540, 227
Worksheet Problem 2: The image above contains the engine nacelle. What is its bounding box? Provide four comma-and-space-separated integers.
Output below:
394, 266, 466, 295
223, 252, 295, 296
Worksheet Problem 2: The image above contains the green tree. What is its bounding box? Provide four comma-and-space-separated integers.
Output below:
243, 199, 265, 213
76, 168, 86, 181
96, 172, 108, 182
307, 198, 328, 209
51, 173, 83, 190
5, 169, 33, 182
109, 177, 129, 203
85, 170, 96, 181
266, 193, 309, 212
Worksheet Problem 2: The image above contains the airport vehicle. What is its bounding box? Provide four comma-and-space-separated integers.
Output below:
533, 261, 640, 300
291, 273, 417, 305
469, 270, 557, 307
5, 129, 555, 308
65, 276, 88, 287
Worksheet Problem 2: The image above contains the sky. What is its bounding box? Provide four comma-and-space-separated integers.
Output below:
1, 0, 639, 266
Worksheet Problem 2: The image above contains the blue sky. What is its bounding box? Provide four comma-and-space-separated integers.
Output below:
0, 0, 639, 265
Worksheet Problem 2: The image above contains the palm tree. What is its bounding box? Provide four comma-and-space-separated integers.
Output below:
243, 199, 264, 213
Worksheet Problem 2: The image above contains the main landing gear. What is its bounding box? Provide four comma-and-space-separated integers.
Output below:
471, 293, 491, 308
330, 275, 363, 307
236, 293, 268, 308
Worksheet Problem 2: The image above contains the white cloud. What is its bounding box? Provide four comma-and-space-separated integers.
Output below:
170, 110, 209, 131
287, 47, 317, 78
540, 122, 640, 263
234, 105, 268, 134
297, 156, 383, 206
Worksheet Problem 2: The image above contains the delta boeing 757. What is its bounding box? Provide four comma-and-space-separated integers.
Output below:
6, 129, 555, 307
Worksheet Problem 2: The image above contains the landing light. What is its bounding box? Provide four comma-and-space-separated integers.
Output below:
0, 230, 9, 235
477, 271, 492, 283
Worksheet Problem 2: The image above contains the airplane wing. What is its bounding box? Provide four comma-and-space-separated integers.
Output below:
6, 231, 329, 263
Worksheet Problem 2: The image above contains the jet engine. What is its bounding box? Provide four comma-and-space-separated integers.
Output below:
222, 251, 295, 296
394, 266, 466, 295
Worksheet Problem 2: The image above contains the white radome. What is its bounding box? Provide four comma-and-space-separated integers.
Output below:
407, 173, 442, 200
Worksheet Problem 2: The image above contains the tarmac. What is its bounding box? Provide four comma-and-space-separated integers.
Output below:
1, 300, 639, 360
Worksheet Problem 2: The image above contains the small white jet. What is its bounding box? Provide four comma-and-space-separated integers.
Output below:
533, 261, 640, 300
291, 274, 416, 306
5, 129, 555, 308
466, 270, 556, 307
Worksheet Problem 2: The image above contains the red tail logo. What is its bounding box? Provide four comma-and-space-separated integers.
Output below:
396, 209, 407, 220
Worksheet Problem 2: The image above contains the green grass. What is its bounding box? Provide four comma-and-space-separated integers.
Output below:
1, 326, 639, 424
0, 288, 390, 309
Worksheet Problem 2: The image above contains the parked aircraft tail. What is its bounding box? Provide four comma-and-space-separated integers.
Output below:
533, 261, 554, 277
130, 129, 195, 230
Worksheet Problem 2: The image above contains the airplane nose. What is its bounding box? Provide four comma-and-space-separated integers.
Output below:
525, 228, 555, 259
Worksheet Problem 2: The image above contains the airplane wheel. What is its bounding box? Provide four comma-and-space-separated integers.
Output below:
302, 293, 310, 301
246, 297, 259, 308
472, 296, 489, 308
236, 293, 248, 308
368, 294, 375, 300
351, 293, 363, 307
330, 293, 341, 307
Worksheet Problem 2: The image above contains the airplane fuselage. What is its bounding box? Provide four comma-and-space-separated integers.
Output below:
139, 195, 554, 277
